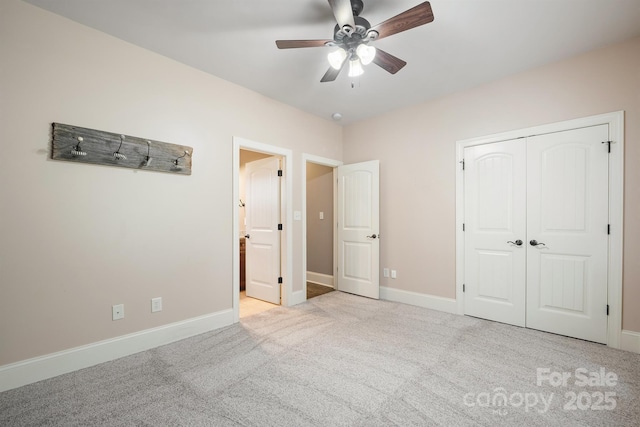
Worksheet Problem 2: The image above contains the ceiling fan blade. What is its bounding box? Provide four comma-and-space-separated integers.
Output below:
328, 0, 356, 29
370, 1, 434, 41
320, 58, 347, 83
372, 48, 407, 74
276, 40, 332, 49
320, 67, 341, 83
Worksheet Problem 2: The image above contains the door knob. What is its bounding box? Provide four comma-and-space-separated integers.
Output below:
530, 240, 546, 247
366, 234, 378, 239
507, 240, 523, 246
244, 234, 250, 239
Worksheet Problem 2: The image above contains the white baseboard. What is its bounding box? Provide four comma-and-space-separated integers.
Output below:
290, 271, 335, 307
620, 330, 640, 354
306, 271, 334, 288
380, 286, 458, 314
0, 309, 234, 393
290, 289, 306, 306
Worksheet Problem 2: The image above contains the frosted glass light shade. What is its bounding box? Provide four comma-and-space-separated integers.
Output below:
348, 57, 364, 77
327, 48, 347, 70
356, 44, 376, 65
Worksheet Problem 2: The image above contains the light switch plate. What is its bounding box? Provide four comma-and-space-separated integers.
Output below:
151, 297, 162, 313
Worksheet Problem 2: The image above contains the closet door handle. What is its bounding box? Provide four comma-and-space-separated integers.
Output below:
530, 240, 545, 247
507, 240, 523, 246
366, 234, 378, 239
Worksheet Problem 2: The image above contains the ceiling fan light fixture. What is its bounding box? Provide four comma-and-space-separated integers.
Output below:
356, 44, 376, 65
327, 48, 348, 70
348, 57, 364, 77
276, 1, 434, 83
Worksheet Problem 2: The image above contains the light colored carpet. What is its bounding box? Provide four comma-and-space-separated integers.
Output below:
1, 291, 639, 426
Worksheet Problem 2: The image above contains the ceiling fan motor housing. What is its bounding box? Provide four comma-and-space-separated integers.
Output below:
333, 16, 373, 44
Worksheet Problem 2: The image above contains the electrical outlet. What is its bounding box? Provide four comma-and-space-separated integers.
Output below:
319, 211, 324, 220
391, 270, 397, 279
383, 268, 389, 278
112, 304, 124, 320
151, 297, 162, 313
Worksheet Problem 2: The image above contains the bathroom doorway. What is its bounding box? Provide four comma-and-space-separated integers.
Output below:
239, 150, 279, 317
233, 137, 293, 322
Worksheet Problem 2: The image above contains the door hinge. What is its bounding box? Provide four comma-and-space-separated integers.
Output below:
278, 277, 283, 284
606, 304, 610, 316
460, 159, 465, 170
607, 224, 610, 235
463, 223, 465, 232
278, 223, 283, 231
463, 284, 465, 293
277, 169, 283, 177
602, 141, 611, 153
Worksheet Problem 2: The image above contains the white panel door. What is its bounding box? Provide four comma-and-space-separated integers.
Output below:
337, 160, 380, 299
526, 125, 609, 343
245, 156, 281, 304
464, 140, 527, 326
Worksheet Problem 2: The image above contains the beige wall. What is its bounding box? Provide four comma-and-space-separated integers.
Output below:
306, 163, 334, 275
0, 0, 342, 365
343, 36, 640, 332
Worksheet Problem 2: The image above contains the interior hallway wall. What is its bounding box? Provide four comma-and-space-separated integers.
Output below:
343, 36, 640, 332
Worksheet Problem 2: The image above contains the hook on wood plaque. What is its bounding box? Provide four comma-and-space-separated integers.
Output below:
51, 123, 193, 175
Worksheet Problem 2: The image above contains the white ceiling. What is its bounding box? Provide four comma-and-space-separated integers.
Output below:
24, 0, 640, 125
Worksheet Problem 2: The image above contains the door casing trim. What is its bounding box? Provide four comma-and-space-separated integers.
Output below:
455, 111, 624, 348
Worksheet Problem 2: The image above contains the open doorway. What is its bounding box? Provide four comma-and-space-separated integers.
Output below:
302, 154, 343, 302
305, 162, 336, 300
239, 150, 279, 318
233, 137, 293, 322
304, 156, 381, 301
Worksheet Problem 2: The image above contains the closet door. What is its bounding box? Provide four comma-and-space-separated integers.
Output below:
526, 125, 609, 343
463, 140, 526, 326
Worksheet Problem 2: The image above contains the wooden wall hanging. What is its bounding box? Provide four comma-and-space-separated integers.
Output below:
51, 123, 193, 175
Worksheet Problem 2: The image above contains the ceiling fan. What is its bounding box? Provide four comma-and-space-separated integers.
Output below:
276, 0, 434, 82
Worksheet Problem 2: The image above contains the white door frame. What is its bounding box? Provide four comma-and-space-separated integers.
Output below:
299, 154, 342, 306
455, 111, 624, 348
233, 137, 293, 322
